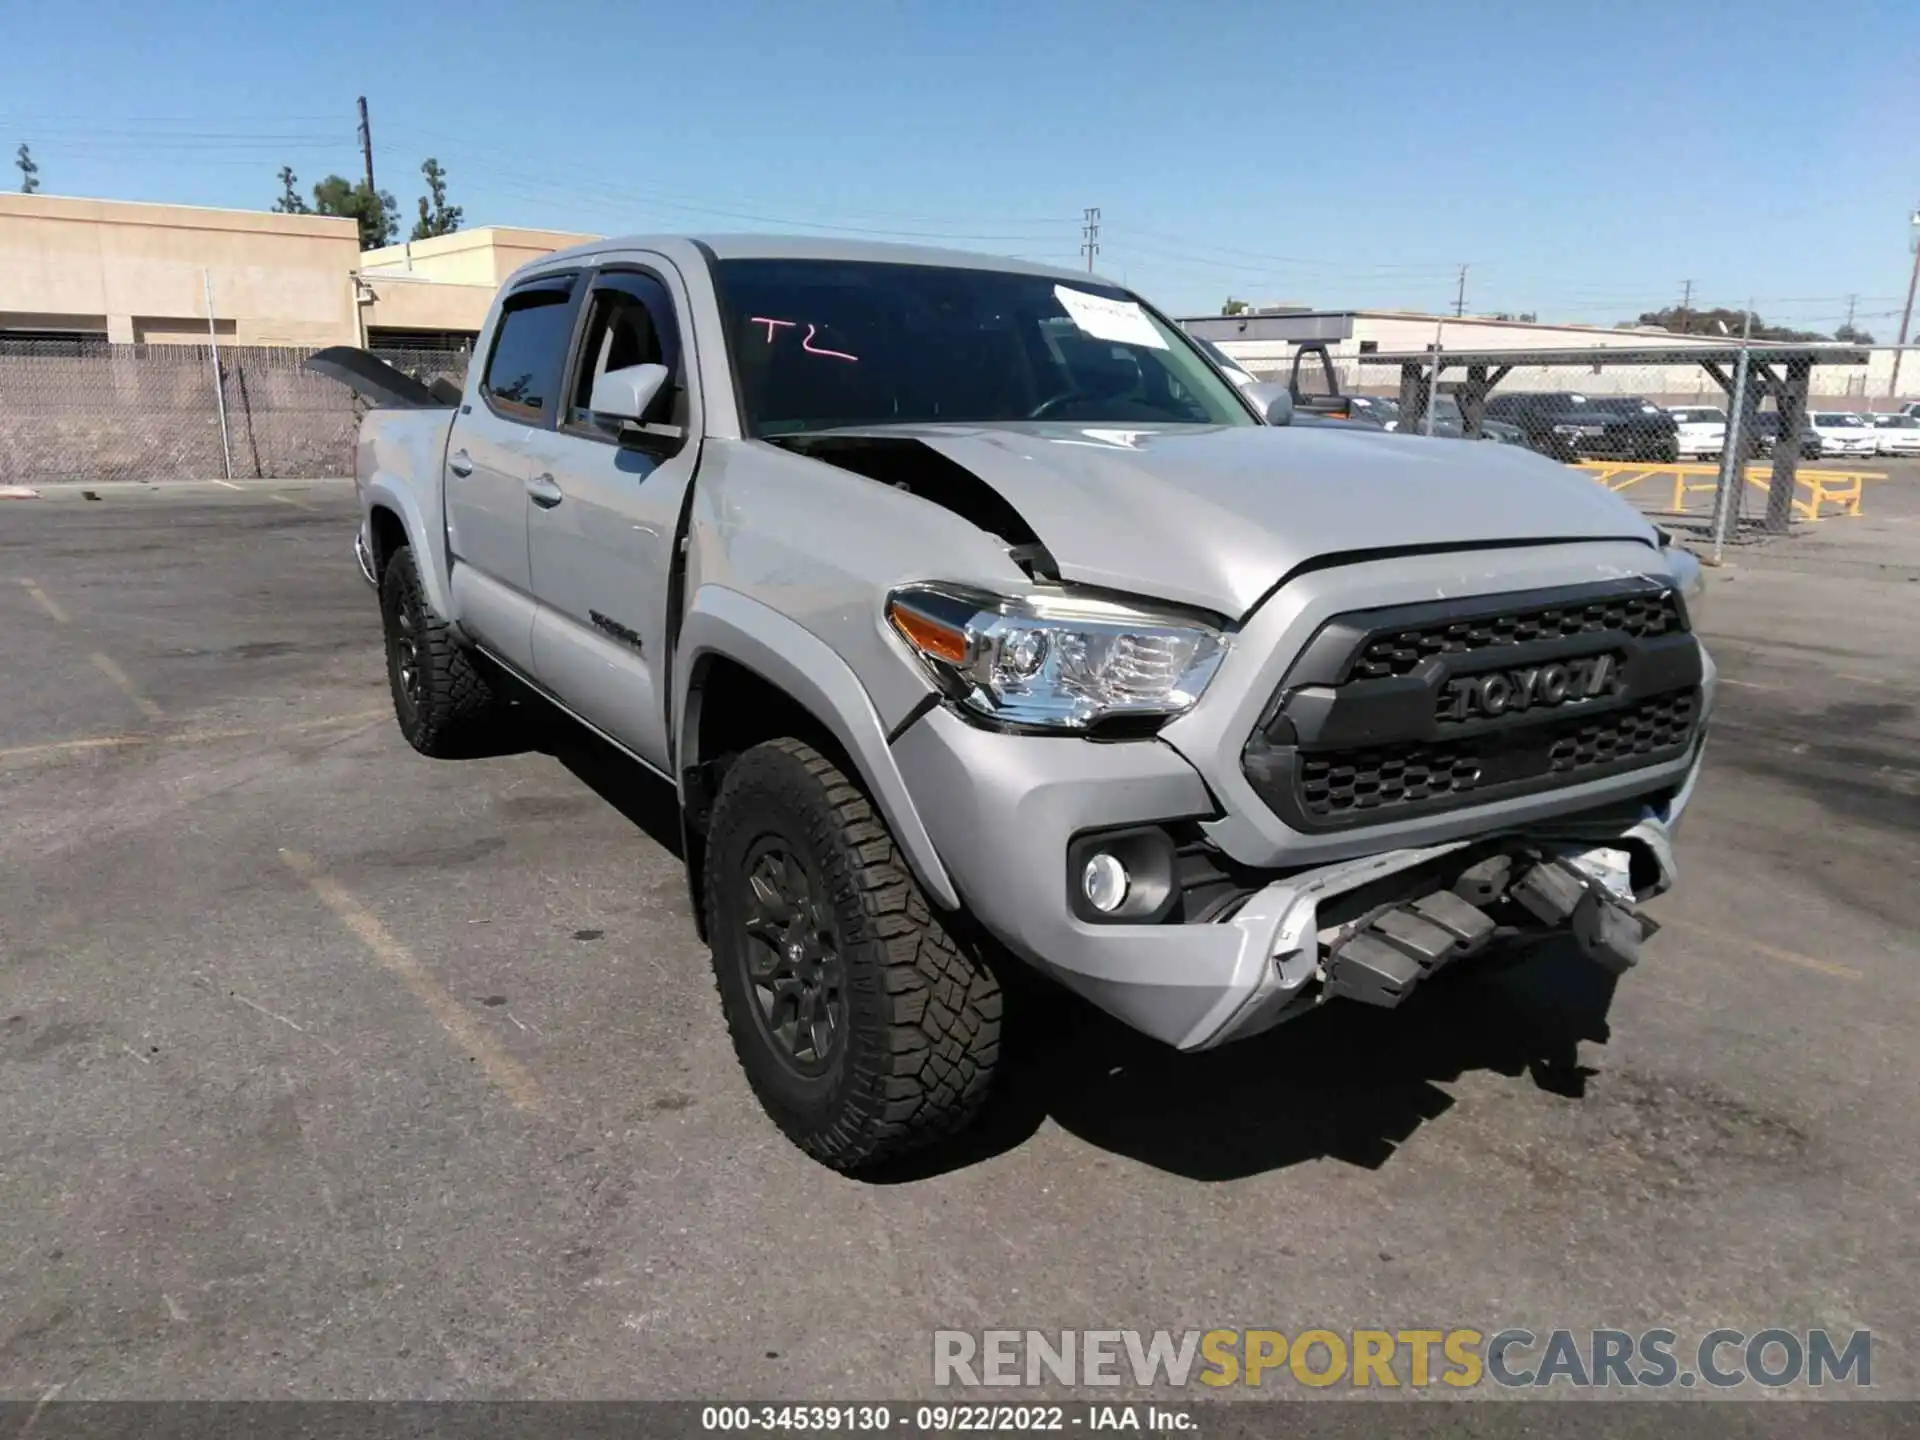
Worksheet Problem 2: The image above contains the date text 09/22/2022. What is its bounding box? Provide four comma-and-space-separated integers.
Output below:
702, 1406, 1189, 1432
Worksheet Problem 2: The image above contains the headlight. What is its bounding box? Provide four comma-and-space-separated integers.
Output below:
1668, 548, 1707, 628
885, 584, 1229, 731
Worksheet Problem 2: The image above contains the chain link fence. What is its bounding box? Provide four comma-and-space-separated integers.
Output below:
0, 340, 469, 485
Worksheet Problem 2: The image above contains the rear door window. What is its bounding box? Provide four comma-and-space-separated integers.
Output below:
480, 278, 579, 424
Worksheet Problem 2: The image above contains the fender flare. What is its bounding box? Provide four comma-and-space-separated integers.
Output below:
362, 472, 457, 625
673, 585, 959, 911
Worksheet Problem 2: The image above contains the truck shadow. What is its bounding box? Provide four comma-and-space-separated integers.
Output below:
877, 939, 1619, 1184
492, 705, 1622, 1186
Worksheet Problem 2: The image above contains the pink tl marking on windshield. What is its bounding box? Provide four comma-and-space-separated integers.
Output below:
750, 316, 797, 342
802, 325, 859, 362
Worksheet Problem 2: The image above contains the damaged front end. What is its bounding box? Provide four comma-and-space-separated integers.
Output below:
1201, 821, 1675, 1049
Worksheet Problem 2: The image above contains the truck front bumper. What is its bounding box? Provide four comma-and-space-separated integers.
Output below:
891, 704, 1701, 1052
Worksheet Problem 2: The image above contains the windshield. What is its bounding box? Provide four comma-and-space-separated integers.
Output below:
1589, 397, 1659, 414
712, 259, 1254, 435
1815, 413, 1864, 427
1874, 415, 1918, 428
1672, 407, 1726, 424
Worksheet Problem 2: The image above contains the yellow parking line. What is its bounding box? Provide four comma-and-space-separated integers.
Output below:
18, 577, 70, 625
88, 652, 165, 720
278, 848, 543, 1113
1667, 917, 1862, 980
0, 709, 388, 764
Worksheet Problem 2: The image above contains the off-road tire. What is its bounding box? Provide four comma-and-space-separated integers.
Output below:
378, 544, 502, 757
704, 738, 1002, 1172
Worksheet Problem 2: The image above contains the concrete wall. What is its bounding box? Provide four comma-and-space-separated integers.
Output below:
0, 194, 363, 347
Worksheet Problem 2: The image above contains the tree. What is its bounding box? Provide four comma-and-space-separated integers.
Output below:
410, 157, 463, 241
16, 143, 39, 194
272, 165, 311, 214
1630, 304, 1826, 343
1221, 297, 1249, 315
1834, 322, 1877, 345
311, 173, 397, 250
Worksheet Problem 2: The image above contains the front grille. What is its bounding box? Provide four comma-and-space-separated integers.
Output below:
1350, 591, 1684, 681
1548, 690, 1697, 773
1242, 579, 1706, 832
1295, 691, 1699, 821
1300, 747, 1485, 817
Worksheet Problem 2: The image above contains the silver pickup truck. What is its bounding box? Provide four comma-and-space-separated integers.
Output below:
319, 235, 1714, 1173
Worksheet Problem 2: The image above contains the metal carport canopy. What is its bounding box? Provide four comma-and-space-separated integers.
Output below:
1354, 343, 1869, 368
1356, 343, 1871, 534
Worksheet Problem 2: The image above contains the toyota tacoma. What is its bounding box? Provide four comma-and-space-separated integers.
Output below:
314, 236, 1715, 1172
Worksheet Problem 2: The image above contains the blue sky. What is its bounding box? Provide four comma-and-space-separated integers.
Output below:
7, 0, 1918, 331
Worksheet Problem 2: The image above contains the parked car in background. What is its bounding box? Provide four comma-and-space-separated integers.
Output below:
1752, 410, 1823, 459
1483, 392, 1680, 463
1868, 412, 1920, 456
1346, 394, 1402, 429
1665, 405, 1727, 459
1808, 412, 1879, 459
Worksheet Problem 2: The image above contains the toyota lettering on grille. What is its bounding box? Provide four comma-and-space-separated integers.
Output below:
1440, 654, 1617, 722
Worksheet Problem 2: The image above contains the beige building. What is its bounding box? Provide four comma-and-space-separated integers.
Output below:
356, 226, 596, 346
0, 192, 594, 349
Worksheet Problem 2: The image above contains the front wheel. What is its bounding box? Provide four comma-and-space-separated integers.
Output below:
704, 738, 1003, 1172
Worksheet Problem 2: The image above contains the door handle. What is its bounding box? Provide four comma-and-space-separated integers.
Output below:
447, 450, 474, 478
525, 473, 565, 509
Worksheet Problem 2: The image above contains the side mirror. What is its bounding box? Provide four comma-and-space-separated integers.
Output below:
589, 362, 670, 425
1246, 382, 1294, 426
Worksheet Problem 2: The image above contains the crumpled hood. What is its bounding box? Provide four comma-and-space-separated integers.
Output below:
810, 422, 1660, 618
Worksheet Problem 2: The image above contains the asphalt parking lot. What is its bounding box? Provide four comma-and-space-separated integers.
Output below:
3, 469, 1918, 1402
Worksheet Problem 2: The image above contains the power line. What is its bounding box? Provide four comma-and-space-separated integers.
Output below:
395, 124, 1081, 231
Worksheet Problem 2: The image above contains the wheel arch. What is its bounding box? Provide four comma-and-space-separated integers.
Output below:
361, 473, 458, 624
673, 587, 957, 937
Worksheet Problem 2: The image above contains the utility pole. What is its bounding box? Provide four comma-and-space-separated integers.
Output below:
1678, 279, 1693, 333
357, 96, 376, 194
1080, 207, 1100, 273
1453, 264, 1469, 318
1893, 206, 1920, 399
1843, 294, 1857, 332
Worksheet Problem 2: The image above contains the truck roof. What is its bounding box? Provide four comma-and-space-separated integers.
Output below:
515, 232, 1099, 285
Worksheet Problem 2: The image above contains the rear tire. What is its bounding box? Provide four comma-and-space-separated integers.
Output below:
704, 738, 1002, 1172
378, 544, 503, 757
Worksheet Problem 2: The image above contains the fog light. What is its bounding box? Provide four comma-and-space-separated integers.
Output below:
1082, 852, 1130, 913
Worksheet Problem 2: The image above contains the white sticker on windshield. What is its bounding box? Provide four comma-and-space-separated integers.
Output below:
1053, 286, 1167, 350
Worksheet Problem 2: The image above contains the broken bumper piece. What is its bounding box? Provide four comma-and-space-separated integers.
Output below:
1200, 839, 1667, 1048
